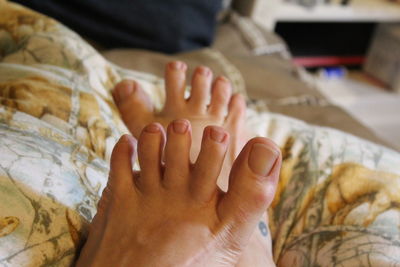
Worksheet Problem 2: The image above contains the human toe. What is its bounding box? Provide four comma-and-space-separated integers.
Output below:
226, 93, 246, 128
191, 126, 229, 202
163, 119, 192, 189
106, 134, 138, 204
218, 138, 281, 243
164, 61, 187, 110
112, 80, 154, 137
188, 66, 213, 112
137, 123, 165, 193
208, 76, 232, 118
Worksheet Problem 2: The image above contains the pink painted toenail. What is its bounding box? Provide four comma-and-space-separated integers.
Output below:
170, 61, 185, 70
172, 120, 188, 134
118, 81, 135, 100
210, 128, 226, 143
145, 123, 160, 133
248, 143, 279, 176
198, 66, 210, 76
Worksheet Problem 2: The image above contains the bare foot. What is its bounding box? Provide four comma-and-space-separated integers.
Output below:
112, 61, 250, 186
76, 121, 280, 267
112, 62, 275, 266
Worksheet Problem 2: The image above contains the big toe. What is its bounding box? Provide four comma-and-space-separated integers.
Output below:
218, 137, 281, 245
113, 80, 154, 138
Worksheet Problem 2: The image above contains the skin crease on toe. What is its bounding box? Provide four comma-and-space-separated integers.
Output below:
76, 121, 281, 267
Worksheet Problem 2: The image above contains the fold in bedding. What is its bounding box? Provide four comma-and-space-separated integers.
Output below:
0, 1, 400, 266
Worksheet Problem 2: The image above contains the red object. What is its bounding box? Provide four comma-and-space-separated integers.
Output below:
293, 56, 365, 67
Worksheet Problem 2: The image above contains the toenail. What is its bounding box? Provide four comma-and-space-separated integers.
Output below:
198, 66, 210, 76
248, 143, 279, 177
120, 134, 136, 145
210, 128, 226, 143
117, 81, 135, 100
170, 61, 185, 70
217, 76, 228, 83
120, 134, 130, 142
172, 120, 188, 134
145, 123, 160, 133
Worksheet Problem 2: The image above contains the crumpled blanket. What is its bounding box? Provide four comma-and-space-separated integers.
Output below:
0, 1, 399, 266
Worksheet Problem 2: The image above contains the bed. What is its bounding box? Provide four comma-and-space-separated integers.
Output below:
1, 1, 400, 266
102, 11, 391, 149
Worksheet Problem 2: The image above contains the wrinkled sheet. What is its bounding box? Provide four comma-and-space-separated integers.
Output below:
0, 1, 399, 266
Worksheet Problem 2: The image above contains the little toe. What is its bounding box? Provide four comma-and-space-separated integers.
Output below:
188, 66, 213, 112
163, 119, 192, 189
191, 126, 229, 202
165, 61, 187, 110
109, 134, 138, 197
208, 76, 232, 118
218, 137, 281, 245
137, 123, 165, 193
113, 80, 154, 137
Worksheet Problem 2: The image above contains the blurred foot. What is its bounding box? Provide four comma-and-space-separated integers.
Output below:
113, 61, 250, 188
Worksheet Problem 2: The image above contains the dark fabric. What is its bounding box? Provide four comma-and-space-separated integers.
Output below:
11, 0, 222, 53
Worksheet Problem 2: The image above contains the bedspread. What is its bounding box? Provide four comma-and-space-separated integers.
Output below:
0, 1, 399, 266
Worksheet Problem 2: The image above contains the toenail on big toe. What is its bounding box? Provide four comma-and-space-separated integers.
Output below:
248, 143, 279, 176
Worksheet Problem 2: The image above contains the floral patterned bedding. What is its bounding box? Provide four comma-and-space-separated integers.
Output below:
0, 1, 399, 266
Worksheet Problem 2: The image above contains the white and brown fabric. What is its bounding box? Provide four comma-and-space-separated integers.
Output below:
0, 1, 399, 266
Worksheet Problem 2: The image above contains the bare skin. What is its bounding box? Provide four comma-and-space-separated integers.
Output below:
112, 61, 249, 189
76, 121, 281, 267
112, 62, 276, 266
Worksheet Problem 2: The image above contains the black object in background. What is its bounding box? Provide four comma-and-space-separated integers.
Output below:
276, 22, 376, 57
341, 0, 351, 5
11, 0, 222, 53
